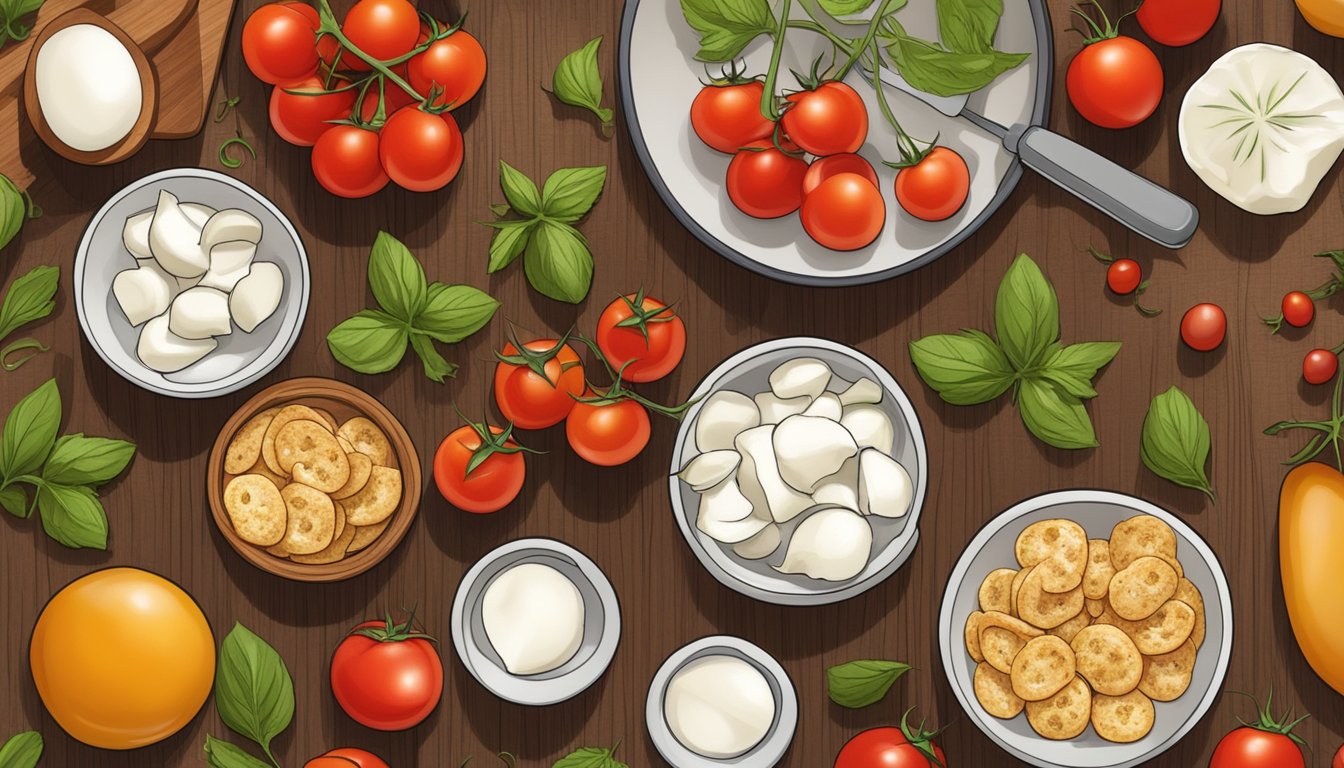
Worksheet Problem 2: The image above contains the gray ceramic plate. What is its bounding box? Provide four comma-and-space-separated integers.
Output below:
619, 0, 1052, 285
669, 337, 927, 605
938, 490, 1233, 768
74, 168, 309, 399
451, 538, 621, 706
646, 635, 798, 768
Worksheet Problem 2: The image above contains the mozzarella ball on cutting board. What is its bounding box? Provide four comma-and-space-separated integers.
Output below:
230, 263, 284, 333
137, 314, 217, 373
482, 563, 585, 676
169, 287, 232, 340
35, 24, 141, 153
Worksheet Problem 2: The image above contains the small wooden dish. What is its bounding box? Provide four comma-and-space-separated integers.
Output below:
207, 378, 422, 583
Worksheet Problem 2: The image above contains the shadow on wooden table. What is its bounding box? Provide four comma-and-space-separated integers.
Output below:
450, 659, 606, 761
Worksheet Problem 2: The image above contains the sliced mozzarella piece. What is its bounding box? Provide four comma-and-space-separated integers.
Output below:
122, 210, 153, 259
769, 357, 831, 400
696, 478, 769, 543
802, 392, 843, 420
180, 203, 216, 228
839, 377, 883, 406
148, 190, 210, 278
694, 390, 760, 451
775, 507, 872, 582
169, 287, 233, 340
735, 425, 811, 524
201, 208, 263, 249
811, 456, 860, 511
199, 241, 257, 293
137, 313, 217, 372
113, 261, 179, 326
677, 450, 740, 492
773, 414, 858, 493
230, 262, 284, 333
732, 522, 781, 560
857, 449, 914, 519
841, 404, 895, 455
755, 392, 810, 425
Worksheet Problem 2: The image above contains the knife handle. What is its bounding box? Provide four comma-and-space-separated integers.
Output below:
1012, 126, 1199, 249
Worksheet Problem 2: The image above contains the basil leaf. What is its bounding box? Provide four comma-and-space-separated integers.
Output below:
553, 746, 628, 768
0, 265, 58, 340
0, 730, 41, 768
0, 174, 25, 251
1141, 387, 1214, 500
37, 482, 108, 550
0, 486, 26, 518
542, 166, 608, 223
1018, 377, 1097, 450
1, 378, 60, 480
409, 333, 457, 383
827, 659, 911, 708
1037, 341, 1121, 399
215, 623, 294, 761
888, 35, 1029, 97
485, 220, 535, 273
995, 253, 1059, 371
817, 0, 878, 17
414, 283, 500, 344
42, 433, 135, 487
524, 221, 594, 304
367, 231, 428, 322
498, 161, 542, 217
936, 0, 1003, 53
908, 329, 1014, 405
680, 0, 774, 61
203, 736, 270, 768
552, 36, 613, 128
327, 309, 409, 375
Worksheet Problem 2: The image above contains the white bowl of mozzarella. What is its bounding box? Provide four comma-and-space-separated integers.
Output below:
669, 338, 927, 606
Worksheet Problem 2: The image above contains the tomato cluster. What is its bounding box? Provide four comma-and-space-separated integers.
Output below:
242, 0, 486, 198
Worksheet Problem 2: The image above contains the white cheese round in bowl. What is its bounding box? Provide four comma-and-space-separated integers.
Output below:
35, 25, 141, 153
482, 562, 585, 676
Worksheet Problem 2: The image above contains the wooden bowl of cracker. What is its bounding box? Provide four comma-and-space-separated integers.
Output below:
207, 377, 421, 582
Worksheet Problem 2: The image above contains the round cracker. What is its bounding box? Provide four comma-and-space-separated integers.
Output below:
1011, 635, 1076, 702
338, 417, 393, 466
966, 611, 985, 663
1017, 566, 1085, 630
981, 627, 1027, 674
225, 408, 279, 475
1085, 598, 1107, 618
978, 611, 1045, 639
1084, 539, 1116, 600
343, 465, 402, 525
276, 483, 336, 555
1015, 519, 1087, 592
223, 474, 286, 546
1174, 578, 1206, 648
347, 518, 392, 553
1071, 624, 1142, 696
331, 451, 373, 500
1010, 566, 1032, 617
1091, 690, 1155, 743
1025, 676, 1092, 740
262, 405, 329, 474
975, 662, 1024, 719
979, 568, 1018, 614
275, 420, 351, 493
1049, 609, 1091, 644
1108, 556, 1178, 621
1096, 600, 1195, 656
1109, 515, 1178, 571
291, 513, 357, 565
1139, 639, 1196, 702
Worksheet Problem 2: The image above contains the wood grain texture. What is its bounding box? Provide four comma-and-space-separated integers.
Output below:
1, 0, 1343, 765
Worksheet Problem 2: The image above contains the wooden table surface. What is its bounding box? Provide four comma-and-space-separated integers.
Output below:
2, 0, 1343, 765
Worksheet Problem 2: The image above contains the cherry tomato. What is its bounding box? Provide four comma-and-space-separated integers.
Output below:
802, 153, 879, 197
1137, 0, 1221, 46
494, 339, 586, 429
269, 76, 357, 147
1304, 349, 1339, 385
1282, 291, 1316, 328
433, 424, 526, 514
566, 395, 651, 467
312, 125, 389, 198
781, 81, 868, 156
726, 140, 809, 219
408, 28, 487, 110
1211, 726, 1305, 768
242, 3, 320, 85
834, 725, 946, 768
1181, 303, 1227, 352
306, 749, 389, 768
895, 147, 970, 222
1067, 34, 1163, 128
690, 81, 775, 153
342, 0, 420, 69
306, 759, 358, 768
331, 618, 442, 731
1107, 259, 1142, 295
379, 107, 463, 192
283, 3, 341, 66
801, 172, 885, 251
595, 291, 687, 383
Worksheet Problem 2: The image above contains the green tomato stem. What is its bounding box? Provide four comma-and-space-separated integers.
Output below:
834, 0, 896, 80
316, 0, 425, 103
760, 0, 794, 122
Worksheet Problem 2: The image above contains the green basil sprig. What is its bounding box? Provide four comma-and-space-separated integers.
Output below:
680, 0, 774, 61
0, 379, 136, 550
0, 731, 42, 768
910, 253, 1120, 450
0, 265, 58, 371
205, 623, 294, 768
818, 0, 881, 15
553, 743, 628, 768
483, 161, 608, 304
0, 1, 42, 51
552, 36, 614, 133
1142, 387, 1214, 501
328, 232, 499, 383
827, 659, 911, 708
0, 172, 39, 251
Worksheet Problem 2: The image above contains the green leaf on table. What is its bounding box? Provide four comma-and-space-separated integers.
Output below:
936, 0, 1004, 53
1142, 386, 1214, 500
909, 330, 1015, 405
409, 334, 458, 384
680, 0, 775, 61
995, 253, 1059, 371
553, 745, 629, 768
327, 310, 409, 375
215, 623, 294, 762
0, 730, 42, 768
817, 0, 879, 17
524, 221, 595, 304
541, 166, 608, 222
1018, 377, 1097, 450
498, 161, 543, 217
414, 284, 500, 344
0, 1, 45, 49
887, 35, 1029, 97
42, 433, 136, 487
37, 483, 108, 550
0, 265, 58, 341
0, 378, 60, 480
367, 232, 428, 323
827, 659, 911, 708
0, 486, 26, 518
203, 734, 270, 768
1036, 341, 1121, 399
485, 220, 536, 273
0, 173, 25, 249
552, 36, 614, 130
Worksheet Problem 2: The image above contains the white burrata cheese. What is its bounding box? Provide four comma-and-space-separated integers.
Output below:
36, 25, 142, 152
664, 655, 776, 759
482, 563, 585, 676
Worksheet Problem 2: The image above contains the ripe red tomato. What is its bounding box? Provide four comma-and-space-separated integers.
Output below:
1137, 0, 1220, 46
1282, 291, 1316, 328
409, 29, 488, 110
781, 81, 868, 156
726, 140, 809, 219
342, 0, 420, 68
1211, 727, 1306, 768
595, 291, 687, 383
433, 424, 527, 514
269, 76, 357, 147
378, 107, 463, 192
1107, 259, 1142, 295
801, 172, 885, 251
306, 749, 389, 768
802, 153, 878, 197
690, 81, 775, 153
1334, 742, 1344, 768
1067, 35, 1163, 128
358, 82, 417, 123
494, 339, 586, 429
242, 3, 320, 85
1304, 349, 1339, 385
306, 759, 358, 768
835, 724, 946, 768
1181, 303, 1227, 352
312, 125, 389, 198
895, 147, 970, 222
566, 395, 651, 467
331, 617, 443, 731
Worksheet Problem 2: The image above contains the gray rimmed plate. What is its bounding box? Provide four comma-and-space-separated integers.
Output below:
938, 490, 1233, 768
74, 168, 309, 399
450, 538, 621, 706
669, 337, 927, 606
646, 635, 798, 767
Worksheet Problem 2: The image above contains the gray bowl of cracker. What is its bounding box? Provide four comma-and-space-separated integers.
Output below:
938, 490, 1232, 768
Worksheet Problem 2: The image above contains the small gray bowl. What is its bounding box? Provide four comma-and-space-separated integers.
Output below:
451, 538, 621, 706
74, 168, 309, 399
645, 636, 798, 768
